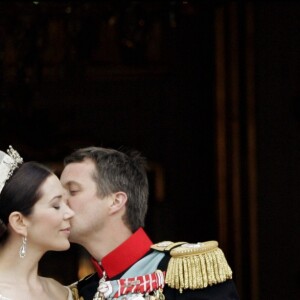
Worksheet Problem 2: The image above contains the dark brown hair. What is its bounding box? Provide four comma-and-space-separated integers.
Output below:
0, 162, 52, 242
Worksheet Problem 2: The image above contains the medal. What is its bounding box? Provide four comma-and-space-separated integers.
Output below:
93, 271, 108, 300
93, 270, 166, 299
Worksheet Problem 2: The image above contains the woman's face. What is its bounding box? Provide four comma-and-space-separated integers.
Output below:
25, 174, 74, 253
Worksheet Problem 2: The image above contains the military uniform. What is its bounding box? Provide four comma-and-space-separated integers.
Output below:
70, 228, 240, 300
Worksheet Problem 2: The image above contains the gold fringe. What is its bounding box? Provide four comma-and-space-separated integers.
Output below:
69, 282, 83, 300
165, 241, 233, 293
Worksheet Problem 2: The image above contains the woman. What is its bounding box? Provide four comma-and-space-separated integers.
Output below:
0, 146, 75, 300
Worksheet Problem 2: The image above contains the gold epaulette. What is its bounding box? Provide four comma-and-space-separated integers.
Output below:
151, 241, 187, 252
157, 240, 233, 293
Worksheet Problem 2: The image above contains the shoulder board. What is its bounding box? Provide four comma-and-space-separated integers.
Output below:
151, 241, 186, 252
164, 240, 233, 293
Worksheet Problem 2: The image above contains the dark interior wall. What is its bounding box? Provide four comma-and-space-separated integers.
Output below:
255, 3, 300, 299
1, 1, 217, 241
0, 0, 219, 284
2, 1, 300, 298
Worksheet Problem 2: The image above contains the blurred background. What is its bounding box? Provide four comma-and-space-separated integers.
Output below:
0, 0, 299, 299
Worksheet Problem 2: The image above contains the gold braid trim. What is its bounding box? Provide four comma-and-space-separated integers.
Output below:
69, 282, 84, 300
165, 241, 233, 293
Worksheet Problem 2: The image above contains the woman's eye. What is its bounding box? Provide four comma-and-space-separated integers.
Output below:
53, 205, 60, 210
70, 190, 78, 195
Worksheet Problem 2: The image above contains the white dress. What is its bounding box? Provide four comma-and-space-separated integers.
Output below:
0, 288, 73, 300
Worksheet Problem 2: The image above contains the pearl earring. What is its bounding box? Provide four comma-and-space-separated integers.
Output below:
19, 236, 27, 258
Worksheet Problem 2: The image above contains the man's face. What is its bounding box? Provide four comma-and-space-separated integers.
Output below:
60, 159, 109, 244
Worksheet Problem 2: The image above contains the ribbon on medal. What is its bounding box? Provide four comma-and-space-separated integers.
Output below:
97, 270, 165, 299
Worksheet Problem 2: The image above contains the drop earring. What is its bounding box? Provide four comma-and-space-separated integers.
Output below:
19, 236, 27, 258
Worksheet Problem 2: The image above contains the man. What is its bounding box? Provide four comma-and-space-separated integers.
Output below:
60, 146, 240, 300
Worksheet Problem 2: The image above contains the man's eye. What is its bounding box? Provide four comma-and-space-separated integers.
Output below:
70, 190, 78, 195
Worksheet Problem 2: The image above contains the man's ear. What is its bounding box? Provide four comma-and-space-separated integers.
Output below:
110, 192, 127, 213
8, 212, 28, 236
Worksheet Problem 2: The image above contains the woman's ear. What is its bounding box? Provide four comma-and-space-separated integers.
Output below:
8, 212, 28, 236
110, 192, 127, 213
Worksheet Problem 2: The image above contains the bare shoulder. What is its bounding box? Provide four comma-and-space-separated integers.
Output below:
41, 277, 70, 299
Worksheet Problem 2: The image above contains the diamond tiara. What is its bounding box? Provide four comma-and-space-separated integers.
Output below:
0, 145, 23, 194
